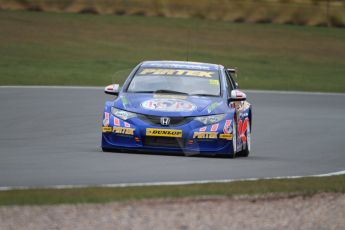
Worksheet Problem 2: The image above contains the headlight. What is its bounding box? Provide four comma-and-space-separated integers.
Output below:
111, 107, 137, 120
194, 114, 226, 125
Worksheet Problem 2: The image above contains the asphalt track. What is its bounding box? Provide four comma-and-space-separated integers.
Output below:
0, 87, 345, 188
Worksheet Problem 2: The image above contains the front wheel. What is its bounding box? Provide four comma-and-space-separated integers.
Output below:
102, 147, 112, 152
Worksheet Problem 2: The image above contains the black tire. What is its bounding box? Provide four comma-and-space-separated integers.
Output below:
102, 147, 112, 152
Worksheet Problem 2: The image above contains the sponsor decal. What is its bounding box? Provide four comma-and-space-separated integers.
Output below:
103, 112, 110, 127
237, 101, 250, 111
141, 99, 197, 112
124, 122, 130, 128
199, 126, 207, 132
209, 79, 219, 85
240, 112, 249, 118
113, 127, 134, 135
236, 102, 243, 110
223, 120, 232, 134
114, 117, 120, 126
211, 123, 219, 132
146, 128, 182, 137
219, 133, 233, 140
144, 63, 213, 70
207, 101, 222, 113
102, 127, 112, 133
193, 132, 218, 139
238, 118, 249, 143
139, 68, 215, 78
243, 101, 251, 110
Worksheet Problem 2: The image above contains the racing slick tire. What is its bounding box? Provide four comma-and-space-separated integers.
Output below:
238, 121, 251, 157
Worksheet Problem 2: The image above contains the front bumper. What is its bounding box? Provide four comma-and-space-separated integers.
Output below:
101, 115, 235, 156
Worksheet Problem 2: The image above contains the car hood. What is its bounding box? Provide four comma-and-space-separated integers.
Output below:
113, 93, 227, 116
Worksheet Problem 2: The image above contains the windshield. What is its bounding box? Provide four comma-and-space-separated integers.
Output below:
127, 67, 221, 96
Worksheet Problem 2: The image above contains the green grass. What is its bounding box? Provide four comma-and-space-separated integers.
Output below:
0, 10, 345, 92
1, 175, 345, 206
1, 0, 345, 27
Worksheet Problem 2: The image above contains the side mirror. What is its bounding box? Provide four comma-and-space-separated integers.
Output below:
104, 84, 120, 96
229, 90, 246, 102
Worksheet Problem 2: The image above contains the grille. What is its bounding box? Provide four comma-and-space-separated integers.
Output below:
144, 137, 185, 148
140, 115, 192, 126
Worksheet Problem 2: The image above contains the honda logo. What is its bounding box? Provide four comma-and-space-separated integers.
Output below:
160, 117, 170, 126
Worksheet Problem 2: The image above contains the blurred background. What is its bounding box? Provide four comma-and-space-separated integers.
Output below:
0, 0, 344, 91
1, 0, 345, 27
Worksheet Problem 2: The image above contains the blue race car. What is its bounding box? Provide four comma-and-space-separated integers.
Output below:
102, 61, 252, 157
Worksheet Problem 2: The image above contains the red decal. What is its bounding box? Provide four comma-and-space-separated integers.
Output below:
238, 118, 249, 143
211, 123, 219, 132
223, 120, 232, 134
124, 122, 130, 127
114, 117, 120, 126
199, 127, 207, 132
103, 112, 110, 127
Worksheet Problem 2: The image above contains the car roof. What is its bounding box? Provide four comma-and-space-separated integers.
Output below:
141, 60, 221, 71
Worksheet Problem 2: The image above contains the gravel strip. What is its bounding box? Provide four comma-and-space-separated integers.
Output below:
0, 193, 344, 230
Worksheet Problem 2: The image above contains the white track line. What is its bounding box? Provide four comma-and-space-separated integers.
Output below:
0, 85, 345, 96
314, 170, 345, 177
0, 170, 344, 191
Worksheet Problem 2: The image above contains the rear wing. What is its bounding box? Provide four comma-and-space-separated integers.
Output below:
226, 68, 238, 78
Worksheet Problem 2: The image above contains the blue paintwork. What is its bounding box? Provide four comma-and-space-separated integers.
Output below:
113, 93, 227, 116
102, 61, 251, 156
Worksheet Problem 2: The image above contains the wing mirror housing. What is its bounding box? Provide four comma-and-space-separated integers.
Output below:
104, 84, 120, 96
229, 90, 246, 102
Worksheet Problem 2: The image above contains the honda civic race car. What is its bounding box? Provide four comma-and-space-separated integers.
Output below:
102, 61, 252, 157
